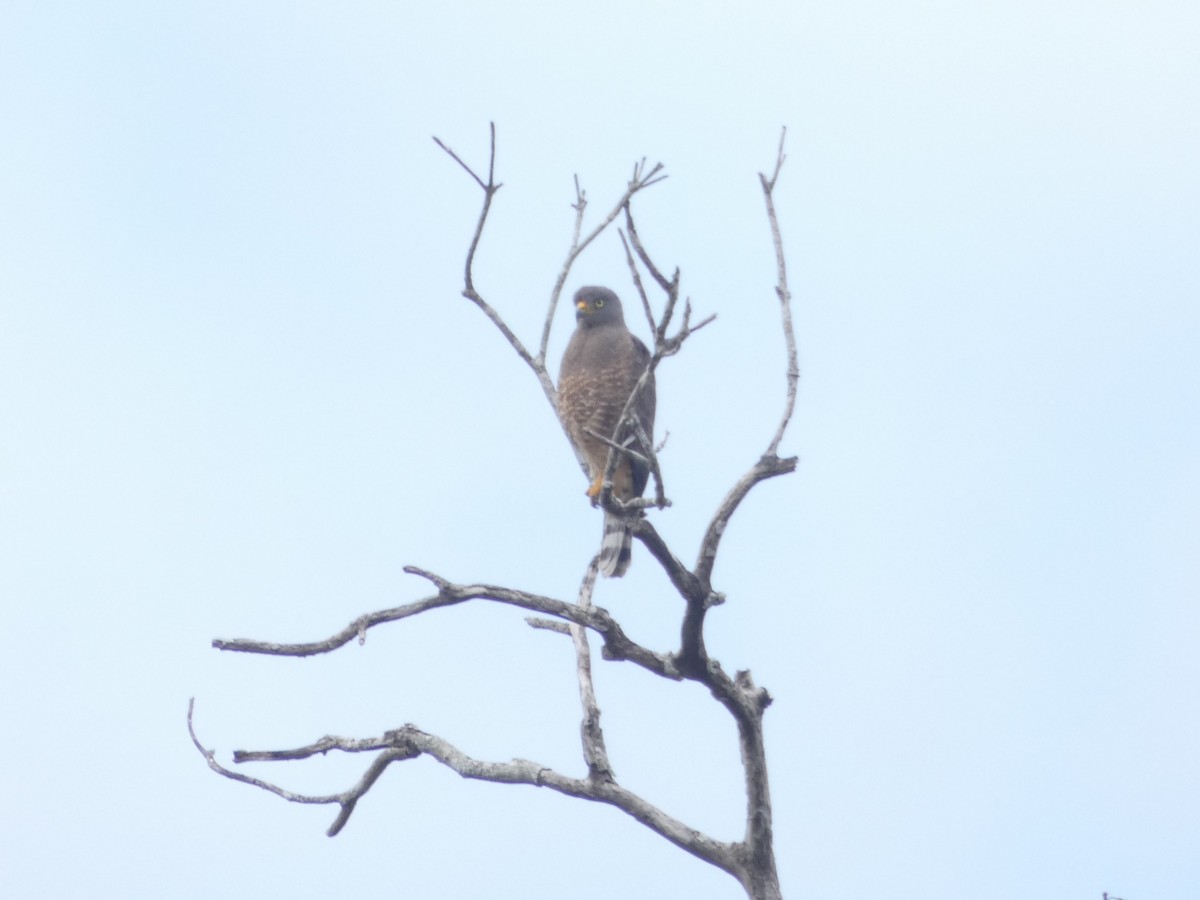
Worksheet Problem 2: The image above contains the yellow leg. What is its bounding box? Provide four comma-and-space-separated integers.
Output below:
586, 474, 604, 498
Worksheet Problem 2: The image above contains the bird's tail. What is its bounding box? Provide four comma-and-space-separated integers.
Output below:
599, 512, 633, 577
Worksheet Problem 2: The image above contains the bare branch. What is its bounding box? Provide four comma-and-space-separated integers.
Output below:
223, 717, 739, 874
431, 135, 489, 192
762, 126, 788, 192
435, 125, 557, 405
537, 161, 667, 368
392, 723, 739, 876
187, 699, 414, 837
693, 127, 799, 589
623, 200, 675, 295
658, 306, 717, 359
583, 427, 651, 469
211, 589, 470, 657
571, 557, 613, 781
526, 616, 571, 635
629, 518, 704, 606
569, 174, 587, 252
623, 202, 684, 347
323, 747, 415, 836
629, 411, 669, 509
618, 227, 658, 338
192, 696, 739, 872
233, 733, 397, 763
694, 453, 798, 588
760, 126, 798, 458
213, 567, 681, 681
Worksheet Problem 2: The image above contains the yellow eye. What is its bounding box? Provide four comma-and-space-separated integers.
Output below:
595, 298, 605, 307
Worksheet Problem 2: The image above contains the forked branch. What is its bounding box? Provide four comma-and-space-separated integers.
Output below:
190, 700, 738, 872
538, 159, 668, 368
432, 125, 543, 390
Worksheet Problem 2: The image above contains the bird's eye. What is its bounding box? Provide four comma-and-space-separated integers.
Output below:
595, 298, 605, 307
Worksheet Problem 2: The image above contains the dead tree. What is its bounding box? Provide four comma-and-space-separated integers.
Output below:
190, 125, 798, 900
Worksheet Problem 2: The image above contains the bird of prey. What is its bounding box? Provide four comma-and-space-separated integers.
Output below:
557, 286, 656, 577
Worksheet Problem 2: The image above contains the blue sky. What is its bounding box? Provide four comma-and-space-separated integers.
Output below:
2, 1, 1198, 898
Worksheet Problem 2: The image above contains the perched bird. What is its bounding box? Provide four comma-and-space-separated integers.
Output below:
557, 286, 656, 577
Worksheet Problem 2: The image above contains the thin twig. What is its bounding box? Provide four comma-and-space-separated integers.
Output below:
431, 136, 488, 191
186, 699, 414, 837
623, 203, 682, 346
760, 126, 798, 458
629, 413, 668, 509
526, 616, 571, 635
537, 161, 667, 368
618, 228, 658, 338
583, 427, 650, 468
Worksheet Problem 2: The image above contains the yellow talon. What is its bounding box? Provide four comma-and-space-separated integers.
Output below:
586, 475, 604, 499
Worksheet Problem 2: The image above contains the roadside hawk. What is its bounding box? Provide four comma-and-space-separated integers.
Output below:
558, 286, 656, 577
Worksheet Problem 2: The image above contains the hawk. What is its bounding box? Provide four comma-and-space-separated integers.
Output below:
557, 286, 656, 577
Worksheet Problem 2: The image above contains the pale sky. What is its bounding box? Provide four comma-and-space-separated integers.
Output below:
2, 1, 1198, 898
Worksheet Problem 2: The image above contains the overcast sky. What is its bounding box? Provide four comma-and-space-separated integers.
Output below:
2, 1, 1198, 898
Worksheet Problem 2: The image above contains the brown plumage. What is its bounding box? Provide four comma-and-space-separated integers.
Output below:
557, 286, 656, 577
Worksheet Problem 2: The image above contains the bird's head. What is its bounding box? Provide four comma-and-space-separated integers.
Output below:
573, 286, 625, 328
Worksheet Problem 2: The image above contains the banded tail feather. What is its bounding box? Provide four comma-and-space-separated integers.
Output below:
599, 511, 633, 577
